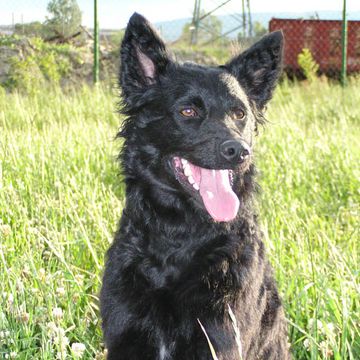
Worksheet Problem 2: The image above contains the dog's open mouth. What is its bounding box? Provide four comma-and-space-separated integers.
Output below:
173, 157, 240, 222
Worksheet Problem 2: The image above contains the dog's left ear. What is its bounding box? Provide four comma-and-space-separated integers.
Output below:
120, 13, 170, 103
226, 31, 284, 110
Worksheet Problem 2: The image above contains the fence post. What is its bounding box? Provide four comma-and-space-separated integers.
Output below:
93, 0, 99, 84
191, 0, 201, 45
241, 0, 246, 37
341, 0, 347, 86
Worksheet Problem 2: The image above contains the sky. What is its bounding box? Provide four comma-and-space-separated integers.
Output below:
1, 0, 360, 28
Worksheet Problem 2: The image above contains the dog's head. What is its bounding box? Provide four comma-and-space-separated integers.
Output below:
119, 13, 283, 223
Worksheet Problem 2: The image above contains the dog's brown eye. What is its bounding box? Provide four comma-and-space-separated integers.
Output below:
234, 109, 246, 120
180, 108, 198, 118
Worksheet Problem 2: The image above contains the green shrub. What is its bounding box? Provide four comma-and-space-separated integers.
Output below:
0, 34, 20, 47
39, 52, 60, 82
297, 48, 319, 82
2, 36, 78, 92
6, 55, 45, 93
13, 21, 52, 38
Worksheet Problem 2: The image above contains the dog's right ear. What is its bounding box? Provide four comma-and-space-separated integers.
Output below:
225, 31, 283, 111
120, 13, 170, 104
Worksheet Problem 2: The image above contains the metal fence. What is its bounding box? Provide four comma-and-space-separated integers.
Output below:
1, 0, 360, 84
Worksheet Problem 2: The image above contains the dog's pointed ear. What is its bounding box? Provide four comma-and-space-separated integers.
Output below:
225, 31, 284, 110
120, 13, 170, 102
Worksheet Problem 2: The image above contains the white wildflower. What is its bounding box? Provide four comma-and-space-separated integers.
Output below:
47, 321, 58, 333
21, 264, 31, 277
48, 323, 69, 358
18, 311, 30, 323
303, 338, 310, 350
317, 320, 324, 332
7, 293, 14, 306
319, 340, 333, 357
52, 307, 63, 320
74, 274, 84, 285
0, 224, 11, 237
71, 342, 86, 358
16, 280, 24, 292
38, 268, 46, 281
325, 322, 335, 335
94, 349, 108, 360
0, 330, 11, 339
56, 287, 66, 297
308, 318, 324, 334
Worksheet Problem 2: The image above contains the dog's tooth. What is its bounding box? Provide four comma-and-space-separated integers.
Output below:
184, 166, 191, 177
188, 176, 195, 184
193, 183, 200, 190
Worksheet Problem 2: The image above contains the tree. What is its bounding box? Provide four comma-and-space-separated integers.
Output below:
46, 0, 82, 40
180, 12, 222, 45
253, 21, 267, 37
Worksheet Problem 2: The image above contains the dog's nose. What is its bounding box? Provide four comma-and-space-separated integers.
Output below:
219, 140, 251, 163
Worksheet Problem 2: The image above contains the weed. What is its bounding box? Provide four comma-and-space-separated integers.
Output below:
0, 80, 359, 359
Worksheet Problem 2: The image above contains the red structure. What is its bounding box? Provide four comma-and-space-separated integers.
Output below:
269, 18, 360, 74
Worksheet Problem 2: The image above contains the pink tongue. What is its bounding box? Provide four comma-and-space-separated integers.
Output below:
199, 168, 240, 222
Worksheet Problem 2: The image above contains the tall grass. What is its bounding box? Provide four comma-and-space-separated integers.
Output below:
0, 79, 359, 359
258, 79, 360, 359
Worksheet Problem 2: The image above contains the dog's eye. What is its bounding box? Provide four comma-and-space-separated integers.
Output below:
180, 107, 198, 118
233, 109, 246, 120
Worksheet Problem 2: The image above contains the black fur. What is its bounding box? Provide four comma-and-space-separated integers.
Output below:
100, 13, 290, 360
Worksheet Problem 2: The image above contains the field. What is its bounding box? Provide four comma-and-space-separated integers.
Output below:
0, 80, 359, 359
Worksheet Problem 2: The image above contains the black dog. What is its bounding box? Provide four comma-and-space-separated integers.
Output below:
100, 13, 290, 360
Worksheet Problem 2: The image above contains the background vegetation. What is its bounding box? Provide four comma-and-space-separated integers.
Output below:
0, 0, 269, 93
0, 78, 359, 359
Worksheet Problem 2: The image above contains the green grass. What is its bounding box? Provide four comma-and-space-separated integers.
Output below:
0, 79, 359, 359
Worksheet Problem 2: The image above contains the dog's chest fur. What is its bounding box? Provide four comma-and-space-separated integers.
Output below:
102, 202, 289, 359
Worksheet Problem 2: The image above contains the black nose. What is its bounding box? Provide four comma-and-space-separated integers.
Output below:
219, 140, 251, 163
